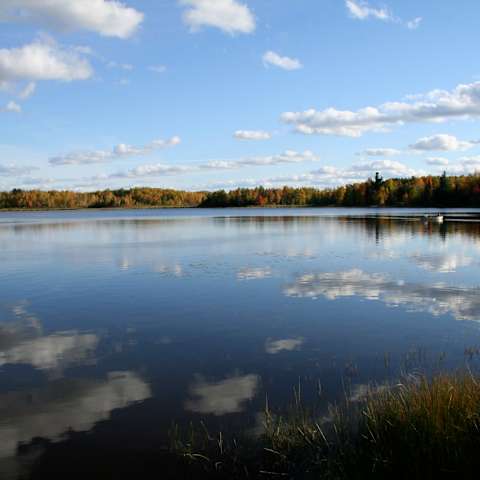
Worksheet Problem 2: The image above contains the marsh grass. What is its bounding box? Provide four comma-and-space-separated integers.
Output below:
170, 372, 480, 479
351, 372, 480, 478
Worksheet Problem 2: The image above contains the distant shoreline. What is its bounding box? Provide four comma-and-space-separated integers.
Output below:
0, 205, 312, 212
0, 205, 475, 213
2, 173, 480, 209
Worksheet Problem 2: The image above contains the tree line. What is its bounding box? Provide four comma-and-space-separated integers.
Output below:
199, 172, 480, 207
1, 173, 480, 209
0, 187, 205, 209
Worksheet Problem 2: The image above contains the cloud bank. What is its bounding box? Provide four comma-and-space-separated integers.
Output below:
106, 149, 318, 179
0, 0, 143, 38
409, 134, 475, 151
282, 81, 480, 137
49, 136, 181, 166
234, 130, 271, 141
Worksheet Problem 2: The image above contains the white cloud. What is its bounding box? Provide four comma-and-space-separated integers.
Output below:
107, 149, 318, 179
49, 136, 181, 166
202, 150, 317, 171
107, 61, 133, 70
18, 81, 36, 99
424, 155, 480, 175
265, 337, 304, 354
282, 81, 480, 137
197, 158, 424, 191
2, 100, 21, 113
179, 0, 255, 35
459, 155, 480, 166
110, 163, 194, 178
409, 134, 474, 151
358, 148, 401, 157
0, 37, 93, 84
406, 17, 422, 29
0, 0, 144, 38
269, 160, 425, 188
345, 0, 393, 21
50, 151, 111, 166
234, 130, 271, 141
442, 155, 480, 175
282, 106, 388, 137
349, 159, 420, 176
227, 150, 317, 167
185, 373, 259, 415
14, 177, 57, 188
426, 157, 449, 166
346, 0, 421, 29
73, 45, 94, 55
262, 51, 302, 71
148, 65, 167, 74
0, 163, 36, 176
44, 153, 428, 192
262, 159, 421, 187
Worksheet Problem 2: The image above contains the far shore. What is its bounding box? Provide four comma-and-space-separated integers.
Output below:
1, 205, 478, 213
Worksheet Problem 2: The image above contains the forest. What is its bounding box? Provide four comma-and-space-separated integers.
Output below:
1, 172, 480, 209
0, 187, 205, 209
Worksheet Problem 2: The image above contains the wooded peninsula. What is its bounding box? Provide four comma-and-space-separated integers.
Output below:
2, 172, 480, 209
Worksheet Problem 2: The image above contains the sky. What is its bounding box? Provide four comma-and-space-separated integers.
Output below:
1, 0, 480, 192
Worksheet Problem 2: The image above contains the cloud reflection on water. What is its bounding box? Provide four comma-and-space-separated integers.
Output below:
185, 374, 260, 416
237, 267, 272, 281
0, 304, 98, 373
265, 337, 304, 354
284, 269, 480, 322
410, 253, 474, 273
0, 371, 151, 460
0, 331, 98, 371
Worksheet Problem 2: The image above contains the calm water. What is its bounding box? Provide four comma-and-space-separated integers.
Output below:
1, 208, 480, 477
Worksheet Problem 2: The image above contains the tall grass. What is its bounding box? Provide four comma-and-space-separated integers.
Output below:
171, 372, 480, 479
352, 373, 480, 478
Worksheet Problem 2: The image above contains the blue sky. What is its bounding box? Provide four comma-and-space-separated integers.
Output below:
1, 0, 480, 192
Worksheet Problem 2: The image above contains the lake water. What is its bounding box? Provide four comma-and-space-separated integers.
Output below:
1, 208, 480, 477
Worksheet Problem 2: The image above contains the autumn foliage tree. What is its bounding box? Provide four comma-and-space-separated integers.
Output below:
2, 173, 480, 209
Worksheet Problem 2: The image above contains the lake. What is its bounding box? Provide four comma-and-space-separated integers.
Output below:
1, 208, 480, 478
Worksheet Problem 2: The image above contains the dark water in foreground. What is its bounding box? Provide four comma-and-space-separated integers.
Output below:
1, 207, 480, 477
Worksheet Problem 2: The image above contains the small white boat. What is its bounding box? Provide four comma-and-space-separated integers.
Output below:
422, 214, 444, 224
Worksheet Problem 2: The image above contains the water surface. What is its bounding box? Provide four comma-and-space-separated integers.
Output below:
1, 208, 480, 477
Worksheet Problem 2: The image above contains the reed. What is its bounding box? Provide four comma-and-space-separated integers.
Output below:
171, 372, 480, 479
